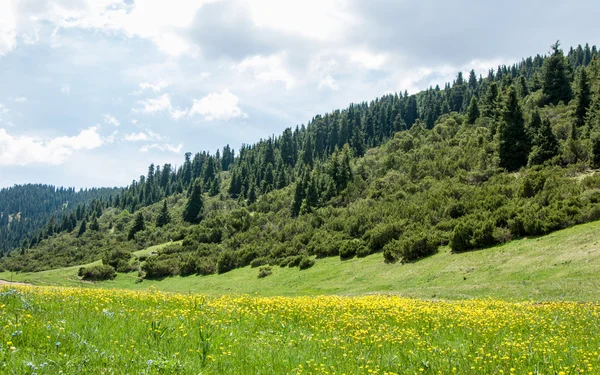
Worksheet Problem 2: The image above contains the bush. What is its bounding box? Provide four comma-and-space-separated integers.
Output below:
298, 256, 315, 270
383, 232, 438, 263
450, 221, 472, 253
250, 257, 269, 268
339, 239, 366, 260
197, 258, 217, 275
79, 264, 116, 281
217, 251, 237, 274
366, 222, 404, 253
258, 266, 272, 278
142, 257, 178, 278
179, 256, 198, 276
102, 249, 132, 269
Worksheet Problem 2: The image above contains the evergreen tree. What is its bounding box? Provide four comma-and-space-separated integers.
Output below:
89, 217, 100, 231
522, 109, 539, 140
498, 87, 529, 171
77, 219, 87, 237
291, 180, 304, 217
128, 212, 145, 240
481, 82, 499, 118
574, 68, 591, 127
528, 118, 559, 165
542, 41, 573, 105
183, 179, 204, 224
466, 96, 480, 124
156, 200, 171, 227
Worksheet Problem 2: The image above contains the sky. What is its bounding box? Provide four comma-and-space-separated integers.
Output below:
0, 0, 599, 189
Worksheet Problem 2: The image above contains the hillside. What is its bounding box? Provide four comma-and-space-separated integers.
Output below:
3, 220, 600, 301
2, 42, 600, 282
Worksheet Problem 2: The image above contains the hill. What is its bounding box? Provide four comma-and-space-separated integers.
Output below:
2, 42, 600, 283
2, 219, 600, 301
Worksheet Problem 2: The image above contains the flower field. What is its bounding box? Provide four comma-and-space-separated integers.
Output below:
1, 286, 599, 374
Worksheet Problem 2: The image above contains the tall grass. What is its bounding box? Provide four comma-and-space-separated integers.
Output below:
1, 286, 599, 374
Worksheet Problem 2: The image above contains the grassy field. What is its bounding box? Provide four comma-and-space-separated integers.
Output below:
2, 221, 600, 301
1, 286, 600, 374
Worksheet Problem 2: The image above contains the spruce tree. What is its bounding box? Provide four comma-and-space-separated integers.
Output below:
183, 179, 204, 224
528, 118, 559, 165
498, 86, 529, 171
574, 68, 591, 127
127, 212, 145, 240
542, 41, 573, 105
156, 200, 171, 227
466, 96, 480, 124
89, 217, 100, 231
291, 180, 304, 217
77, 219, 87, 237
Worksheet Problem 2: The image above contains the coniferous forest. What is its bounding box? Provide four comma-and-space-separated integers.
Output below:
2, 42, 600, 279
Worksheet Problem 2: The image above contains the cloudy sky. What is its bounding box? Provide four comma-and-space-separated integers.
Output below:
0, 0, 598, 188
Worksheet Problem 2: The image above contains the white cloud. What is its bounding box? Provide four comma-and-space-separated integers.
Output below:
137, 93, 172, 114
236, 53, 296, 89
60, 84, 71, 95
0, 1, 17, 56
0, 104, 8, 114
106, 130, 118, 144
103, 113, 120, 127
188, 90, 246, 121
135, 93, 188, 119
245, 0, 355, 42
0, 126, 104, 166
350, 50, 389, 70
136, 80, 170, 93
140, 143, 183, 154
124, 132, 149, 142
318, 75, 339, 91
14, 97, 27, 103
123, 130, 162, 142
131, 119, 138, 124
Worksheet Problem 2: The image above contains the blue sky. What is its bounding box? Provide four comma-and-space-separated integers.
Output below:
0, 0, 599, 188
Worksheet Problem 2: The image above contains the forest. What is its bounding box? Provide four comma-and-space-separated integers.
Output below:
1, 42, 600, 280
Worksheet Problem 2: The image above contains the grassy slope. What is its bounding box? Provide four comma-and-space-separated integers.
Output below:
2, 221, 600, 301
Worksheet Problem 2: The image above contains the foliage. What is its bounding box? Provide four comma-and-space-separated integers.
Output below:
78, 264, 117, 281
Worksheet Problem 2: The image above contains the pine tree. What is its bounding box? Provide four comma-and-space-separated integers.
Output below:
542, 41, 573, 105
156, 200, 171, 227
574, 68, 591, 127
89, 217, 100, 231
498, 86, 530, 171
466, 96, 480, 124
291, 179, 304, 217
528, 118, 559, 165
128, 212, 145, 240
481, 82, 499, 118
77, 219, 87, 237
183, 179, 204, 224
528, 110, 542, 139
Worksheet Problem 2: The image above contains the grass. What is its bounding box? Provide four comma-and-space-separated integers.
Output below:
2, 221, 600, 301
1, 286, 599, 374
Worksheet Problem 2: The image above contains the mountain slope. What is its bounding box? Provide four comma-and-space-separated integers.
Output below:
2, 42, 600, 279
3, 219, 600, 301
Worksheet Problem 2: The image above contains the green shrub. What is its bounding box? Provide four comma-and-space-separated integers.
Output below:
258, 266, 272, 278
79, 264, 116, 281
366, 222, 404, 253
197, 258, 217, 275
339, 239, 366, 260
250, 257, 269, 268
298, 256, 315, 270
450, 221, 472, 253
142, 257, 178, 278
217, 251, 237, 274
384, 232, 438, 263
